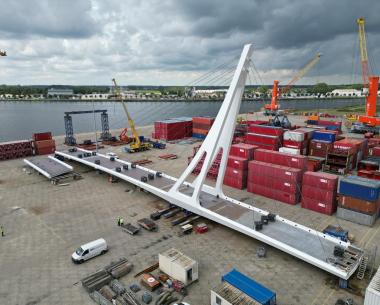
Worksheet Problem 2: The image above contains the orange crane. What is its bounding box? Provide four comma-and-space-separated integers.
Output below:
264, 53, 321, 115
351, 18, 380, 133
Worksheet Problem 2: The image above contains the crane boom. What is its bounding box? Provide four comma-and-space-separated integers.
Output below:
264, 53, 321, 113
280, 53, 322, 95
357, 18, 369, 87
112, 78, 141, 147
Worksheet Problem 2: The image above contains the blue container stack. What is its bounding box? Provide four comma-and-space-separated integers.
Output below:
337, 176, 380, 226
312, 131, 336, 143
339, 176, 380, 202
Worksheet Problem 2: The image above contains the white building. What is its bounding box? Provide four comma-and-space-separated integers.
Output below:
330, 89, 362, 97
195, 89, 227, 98
47, 88, 74, 97
158, 248, 198, 286
81, 93, 110, 100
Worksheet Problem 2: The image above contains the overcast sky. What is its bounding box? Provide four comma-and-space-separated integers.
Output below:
0, 0, 379, 86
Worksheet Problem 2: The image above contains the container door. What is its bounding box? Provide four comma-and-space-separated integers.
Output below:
187, 268, 193, 282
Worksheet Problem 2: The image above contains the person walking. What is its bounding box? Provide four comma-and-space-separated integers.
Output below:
0, 226, 4, 237
119, 218, 124, 226
117, 217, 121, 226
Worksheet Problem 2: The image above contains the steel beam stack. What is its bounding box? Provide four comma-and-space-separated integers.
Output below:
0, 140, 33, 161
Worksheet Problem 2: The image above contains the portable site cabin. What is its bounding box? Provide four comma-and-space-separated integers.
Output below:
158, 248, 198, 285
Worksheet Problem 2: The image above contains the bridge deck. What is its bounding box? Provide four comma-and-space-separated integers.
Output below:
24, 156, 73, 179
56, 148, 363, 279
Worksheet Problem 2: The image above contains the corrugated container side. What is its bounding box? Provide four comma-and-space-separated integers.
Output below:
364, 267, 380, 305
253, 149, 307, 170
337, 207, 377, 227
227, 156, 249, 171
283, 131, 304, 142
248, 175, 299, 193
303, 171, 338, 191
338, 195, 379, 215
301, 185, 336, 203
301, 196, 337, 215
247, 124, 284, 137
339, 176, 380, 202
247, 183, 299, 205
229, 143, 258, 160
248, 161, 303, 183
312, 131, 336, 142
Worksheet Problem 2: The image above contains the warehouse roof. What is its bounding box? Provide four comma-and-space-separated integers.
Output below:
222, 269, 275, 304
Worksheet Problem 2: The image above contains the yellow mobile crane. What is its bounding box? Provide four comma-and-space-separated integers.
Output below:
112, 78, 151, 153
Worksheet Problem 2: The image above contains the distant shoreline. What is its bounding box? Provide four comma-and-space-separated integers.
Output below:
0, 96, 364, 103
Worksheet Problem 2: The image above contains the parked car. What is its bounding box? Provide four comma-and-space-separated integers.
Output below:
106, 152, 118, 159
71, 238, 108, 264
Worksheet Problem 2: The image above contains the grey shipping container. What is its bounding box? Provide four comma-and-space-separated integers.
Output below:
336, 207, 377, 227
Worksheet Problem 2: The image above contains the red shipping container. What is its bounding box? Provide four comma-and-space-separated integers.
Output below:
306, 157, 324, 172
246, 133, 281, 146
192, 116, 215, 125
247, 183, 299, 205
229, 143, 258, 159
36, 146, 55, 155
247, 125, 284, 137
227, 156, 248, 171
224, 175, 246, 190
253, 149, 307, 170
248, 175, 299, 193
248, 161, 303, 184
224, 167, 247, 180
357, 170, 374, 179
301, 185, 336, 204
34, 139, 56, 149
302, 171, 338, 191
245, 142, 279, 151
33, 132, 52, 141
283, 139, 306, 149
309, 140, 333, 151
372, 147, 380, 156
338, 195, 379, 215
301, 196, 337, 215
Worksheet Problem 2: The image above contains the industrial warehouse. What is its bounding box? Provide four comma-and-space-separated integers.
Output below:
1, 4, 380, 305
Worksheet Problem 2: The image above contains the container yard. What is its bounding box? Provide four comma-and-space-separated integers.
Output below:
1, 8, 380, 305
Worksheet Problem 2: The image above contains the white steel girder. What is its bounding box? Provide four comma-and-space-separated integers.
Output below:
56, 44, 363, 280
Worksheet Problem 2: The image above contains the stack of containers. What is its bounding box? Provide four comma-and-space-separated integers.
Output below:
309, 139, 334, 159
192, 116, 215, 139
33, 132, 55, 155
245, 125, 283, 151
337, 176, 380, 226
0, 140, 33, 161
247, 149, 307, 205
333, 138, 368, 169
223, 144, 257, 189
301, 172, 338, 215
153, 118, 192, 141
281, 130, 307, 155
306, 119, 342, 132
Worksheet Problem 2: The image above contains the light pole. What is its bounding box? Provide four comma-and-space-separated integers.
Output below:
92, 99, 99, 152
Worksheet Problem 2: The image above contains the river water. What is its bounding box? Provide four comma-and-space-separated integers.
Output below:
0, 98, 362, 142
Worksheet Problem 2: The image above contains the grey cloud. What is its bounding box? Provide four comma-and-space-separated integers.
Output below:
0, 0, 98, 38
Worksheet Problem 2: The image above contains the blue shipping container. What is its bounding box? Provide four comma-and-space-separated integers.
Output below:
306, 120, 318, 125
312, 131, 336, 142
192, 133, 206, 139
339, 175, 380, 202
222, 269, 276, 305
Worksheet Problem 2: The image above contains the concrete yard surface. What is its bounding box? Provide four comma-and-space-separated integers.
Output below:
0, 115, 379, 305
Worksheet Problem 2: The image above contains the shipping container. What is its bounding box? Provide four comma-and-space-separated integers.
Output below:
248, 175, 299, 193
302, 185, 336, 203
248, 161, 303, 184
338, 195, 379, 215
224, 175, 246, 190
32, 132, 52, 141
301, 196, 337, 215
283, 131, 304, 142
247, 183, 299, 205
227, 156, 249, 171
253, 149, 307, 170
279, 147, 302, 155
247, 124, 284, 137
158, 248, 198, 285
337, 207, 377, 227
283, 139, 307, 149
229, 143, 258, 160
293, 127, 315, 140
303, 171, 338, 191
246, 133, 281, 146
34, 139, 55, 149
339, 176, 380, 202
306, 156, 325, 172
312, 131, 336, 142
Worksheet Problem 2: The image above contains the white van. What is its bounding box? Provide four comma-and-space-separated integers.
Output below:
71, 238, 108, 263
